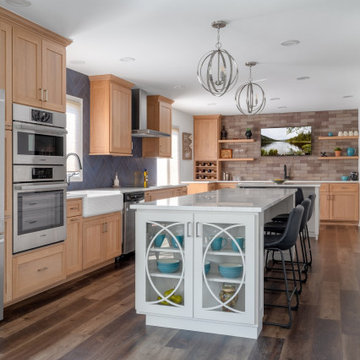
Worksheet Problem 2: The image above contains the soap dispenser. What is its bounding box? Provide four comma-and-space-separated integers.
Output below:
113, 172, 120, 188
143, 169, 148, 188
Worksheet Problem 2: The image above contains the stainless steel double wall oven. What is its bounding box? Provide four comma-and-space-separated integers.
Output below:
13, 104, 67, 254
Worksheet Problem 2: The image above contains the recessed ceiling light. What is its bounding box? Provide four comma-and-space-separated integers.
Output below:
119, 57, 136, 62
5, 0, 31, 7
70, 60, 86, 65
296, 76, 310, 80
270, 97, 280, 101
281, 40, 300, 47
278, 106, 287, 109
343, 95, 353, 98
173, 84, 184, 90
208, 102, 217, 106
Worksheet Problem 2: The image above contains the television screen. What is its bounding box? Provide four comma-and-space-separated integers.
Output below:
261, 126, 312, 156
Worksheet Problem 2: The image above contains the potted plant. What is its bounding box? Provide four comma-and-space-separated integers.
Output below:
334, 147, 342, 157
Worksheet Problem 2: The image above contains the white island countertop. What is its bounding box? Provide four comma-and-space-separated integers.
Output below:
131, 188, 296, 213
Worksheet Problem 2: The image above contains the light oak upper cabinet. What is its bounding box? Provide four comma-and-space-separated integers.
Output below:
89, 75, 134, 156
0, 20, 12, 128
142, 95, 174, 158
41, 40, 66, 112
13, 27, 67, 112
193, 115, 220, 160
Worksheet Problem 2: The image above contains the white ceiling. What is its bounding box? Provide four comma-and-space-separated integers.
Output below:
2, 0, 360, 115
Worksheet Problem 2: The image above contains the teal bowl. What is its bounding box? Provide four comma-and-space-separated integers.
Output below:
231, 237, 245, 252
341, 176, 349, 181
218, 263, 243, 278
157, 259, 180, 273
154, 234, 166, 247
171, 235, 184, 248
211, 237, 224, 251
204, 261, 211, 275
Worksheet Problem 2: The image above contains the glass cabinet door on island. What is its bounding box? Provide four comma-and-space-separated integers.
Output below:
135, 212, 193, 317
193, 212, 259, 325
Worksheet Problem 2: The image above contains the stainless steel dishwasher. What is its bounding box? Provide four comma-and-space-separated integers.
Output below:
123, 191, 144, 254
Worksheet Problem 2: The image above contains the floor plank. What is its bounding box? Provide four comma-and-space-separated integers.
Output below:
0, 225, 359, 359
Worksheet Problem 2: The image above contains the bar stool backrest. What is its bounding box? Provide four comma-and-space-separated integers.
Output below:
295, 188, 305, 206
299, 198, 311, 233
307, 194, 316, 221
277, 205, 304, 250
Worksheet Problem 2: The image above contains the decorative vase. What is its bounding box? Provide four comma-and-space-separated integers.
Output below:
219, 283, 238, 312
328, 132, 333, 137
221, 126, 228, 140
338, 131, 343, 136
245, 129, 252, 139
347, 147, 356, 156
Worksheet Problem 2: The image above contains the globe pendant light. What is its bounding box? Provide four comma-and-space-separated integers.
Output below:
197, 20, 238, 97
235, 62, 266, 115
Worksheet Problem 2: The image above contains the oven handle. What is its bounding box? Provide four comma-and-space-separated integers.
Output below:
13, 122, 67, 135
14, 183, 68, 191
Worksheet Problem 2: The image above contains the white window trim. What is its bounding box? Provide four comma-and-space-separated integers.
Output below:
66, 94, 83, 182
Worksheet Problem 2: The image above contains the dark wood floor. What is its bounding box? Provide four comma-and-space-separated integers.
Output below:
1, 225, 360, 360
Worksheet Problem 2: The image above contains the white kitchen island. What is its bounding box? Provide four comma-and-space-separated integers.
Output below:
132, 188, 296, 339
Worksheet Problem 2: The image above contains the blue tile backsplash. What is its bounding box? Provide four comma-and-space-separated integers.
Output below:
66, 68, 157, 190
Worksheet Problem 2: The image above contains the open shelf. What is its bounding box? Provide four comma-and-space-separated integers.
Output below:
218, 158, 255, 162
206, 274, 244, 284
150, 247, 181, 253
149, 270, 182, 279
205, 249, 245, 257
218, 139, 255, 144
318, 136, 359, 140
318, 156, 359, 160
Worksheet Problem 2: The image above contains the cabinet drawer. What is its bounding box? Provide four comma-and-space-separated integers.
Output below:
330, 183, 358, 193
13, 244, 65, 299
67, 199, 82, 217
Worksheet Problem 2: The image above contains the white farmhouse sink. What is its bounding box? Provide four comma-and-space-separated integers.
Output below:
67, 189, 123, 217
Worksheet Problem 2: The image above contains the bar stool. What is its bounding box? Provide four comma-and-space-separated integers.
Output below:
263, 205, 304, 329
271, 188, 304, 223
264, 198, 311, 292
304, 194, 316, 266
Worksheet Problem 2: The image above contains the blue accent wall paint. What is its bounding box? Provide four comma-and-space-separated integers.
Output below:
66, 68, 157, 190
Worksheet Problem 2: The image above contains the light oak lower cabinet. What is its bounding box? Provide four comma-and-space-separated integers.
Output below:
13, 244, 65, 299
65, 216, 83, 275
320, 183, 359, 223
83, 212, 122, 270
4, 217, 12, 303
187, 183, 216, 195
144, 186, 187, 202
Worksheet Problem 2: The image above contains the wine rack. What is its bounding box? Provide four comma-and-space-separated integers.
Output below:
195, 161, 218, 180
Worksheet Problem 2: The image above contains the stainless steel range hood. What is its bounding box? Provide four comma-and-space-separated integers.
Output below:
131, 89, 170, 138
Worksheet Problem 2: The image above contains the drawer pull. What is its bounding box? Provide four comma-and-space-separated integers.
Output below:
70, 207, 78, 210
29, 202, 38, 206
70, 218, 78, 222
37, 266, 48, 272
27, 220, 37, 224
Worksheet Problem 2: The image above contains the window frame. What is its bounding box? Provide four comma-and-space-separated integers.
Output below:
66, 94, 83, 182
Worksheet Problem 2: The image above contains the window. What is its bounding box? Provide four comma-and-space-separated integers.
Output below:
157, 128, 180, 186
66, 95, 83, 182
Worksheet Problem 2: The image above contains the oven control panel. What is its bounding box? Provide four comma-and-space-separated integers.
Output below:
31, 109, 53, 124
32, 167, 53, 180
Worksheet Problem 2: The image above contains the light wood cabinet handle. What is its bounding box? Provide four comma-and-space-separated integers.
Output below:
70, 206, 78, 210
44, 89, 49, 102
37, 267, 48, 272
40, 88, 44, 101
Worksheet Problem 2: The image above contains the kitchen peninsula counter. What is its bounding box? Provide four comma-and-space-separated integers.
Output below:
132, 188, 296, 339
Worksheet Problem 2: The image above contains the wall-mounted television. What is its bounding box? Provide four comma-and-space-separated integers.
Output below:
261, 126, 312, 156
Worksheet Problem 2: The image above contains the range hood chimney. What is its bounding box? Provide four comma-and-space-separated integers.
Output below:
131, 89, 170, 138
